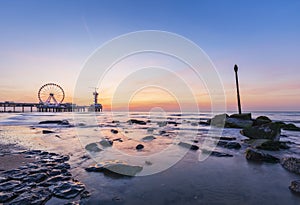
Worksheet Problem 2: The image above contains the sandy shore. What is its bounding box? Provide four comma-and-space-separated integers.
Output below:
0, 144, 34, 171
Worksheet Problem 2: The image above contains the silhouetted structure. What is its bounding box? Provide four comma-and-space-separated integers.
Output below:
88, 88, 102, 112
234, 64, 242, 114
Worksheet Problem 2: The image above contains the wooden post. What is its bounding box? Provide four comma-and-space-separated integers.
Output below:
234, 64, 242, 114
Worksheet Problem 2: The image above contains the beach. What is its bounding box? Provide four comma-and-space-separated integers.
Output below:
0, 112, 300, 204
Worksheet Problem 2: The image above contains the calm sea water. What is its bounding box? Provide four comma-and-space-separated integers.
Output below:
0, 111, 300, 204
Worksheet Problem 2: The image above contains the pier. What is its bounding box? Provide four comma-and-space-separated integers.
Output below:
0, 83, 102, 113
0, 102, 86, 113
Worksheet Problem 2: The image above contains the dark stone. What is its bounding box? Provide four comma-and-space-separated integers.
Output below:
142, 135, 156, 142
110, 129, 118, 134
127, 119, 147, 125
256, 140, 289, 151
281, 157, 300, 175
53, 181, 85, 199
23, 173, 48, 183
241, 122, 281, 141
42, 130, 55, 134
113, 138, 123, 142
99, 139, 113, 147
54, 163, 71, 170
225, 118, 253, 129
9, 187, 52, 205
39, 120, 69, 125
85, 143, 102, 152
253, 116, 272, 126
159, 130, 167, 135
224, 142, 241, 149
282, 123, 300, 132
111, 120, 120, 123
178, 142, 199, 150
245, 148, 280, 163
209, 113, 253, 128
0, 180, 21, 191
289, 180, 300, 194
220, 136, 236, 141
136, 144, 144, 150
229, 113, 252, 120
0, 192, 17, 203
42, 176, 72, 186
201, 149, 233, 157
157, 121, 167, 127
85, 162, 143, 176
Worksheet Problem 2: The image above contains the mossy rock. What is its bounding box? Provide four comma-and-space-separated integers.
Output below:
241, 122, 281, 141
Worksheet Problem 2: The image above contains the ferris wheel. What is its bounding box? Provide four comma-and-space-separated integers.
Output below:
38, 83, 65, 104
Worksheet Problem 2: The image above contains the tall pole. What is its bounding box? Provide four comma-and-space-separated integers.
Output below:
234, 64, 242, 114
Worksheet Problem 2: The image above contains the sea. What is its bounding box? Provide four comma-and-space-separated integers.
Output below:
0, 111, 300, 205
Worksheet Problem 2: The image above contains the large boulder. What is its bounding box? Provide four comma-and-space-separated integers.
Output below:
209, 113, 253, 129
229, 113, 252, 120
241, 122, 281, 141
245, 148, 280, 163
208, 113, 228, 127
253, 116, 272, 126
225, 118, 253, 129
281, 157, 300, 175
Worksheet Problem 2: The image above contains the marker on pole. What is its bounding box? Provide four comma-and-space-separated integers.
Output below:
234, 64, 242, 114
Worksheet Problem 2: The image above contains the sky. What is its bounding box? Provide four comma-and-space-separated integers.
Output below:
0, 0, 300, 111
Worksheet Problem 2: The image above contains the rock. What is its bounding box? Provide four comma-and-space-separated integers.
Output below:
0, 180, 21, 191
39, 120, 69, 125
256, 140, 289, 151
229, 113, 252, 120
0, 192, 17, 203
42, 130, 55, 134
282, 123, 300, 132
147, 127, 155, 133
42, 176, 72, 186
209, 113, 253, 128
85, 143, 102, 152
53, 181, 85, 199
9, 187, 52, 205
111, 120, 120, 123
208, 113, 228, 127
289, 180, 300, 194
281, 157, 300, 175
142, 135, 156, 142
23, 173, 48, 183
201, 149, 233, 157
54, 163, 71, 170
136, 144, 144, 150
241, 122, 281, 141
245, 148, 280, 163
224, 142, 241, 149
85, 162, 143, 176
99, 139, 113, 147
178, 142, 199, 151
253, 116, 272, 126
159, 130, 167, 135
113, 138, 123, 142
225, 117, 253, 129
110, 129, 118, 134
219, 136, 236, 141
157, 121, 167, 127
127, 119, 147, 125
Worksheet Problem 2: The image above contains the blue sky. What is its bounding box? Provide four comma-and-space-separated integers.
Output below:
0, 0, 300, 111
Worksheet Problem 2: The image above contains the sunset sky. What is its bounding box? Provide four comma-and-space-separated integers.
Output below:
0, 0, 300, 111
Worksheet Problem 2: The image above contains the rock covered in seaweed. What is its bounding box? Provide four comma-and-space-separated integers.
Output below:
241, 122, 281, 141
